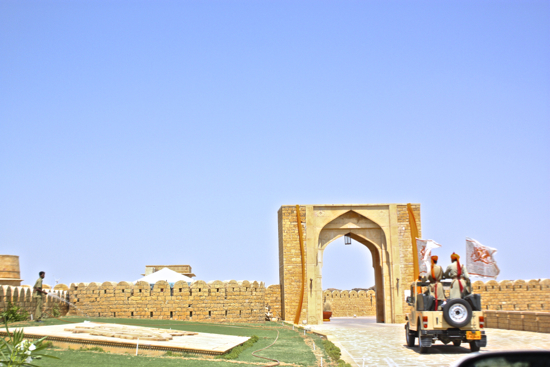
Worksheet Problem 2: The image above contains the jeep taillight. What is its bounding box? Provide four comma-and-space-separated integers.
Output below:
479, 316, 484, 328
423, 316, 428, 328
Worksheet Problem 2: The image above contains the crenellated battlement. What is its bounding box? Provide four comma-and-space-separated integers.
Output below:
0, 285, 70, 319
3, 279, 280, 323
472, 278, 550, 311
321, 279, 550, 320
323, 289, 377, 317
2, 278, 548, 327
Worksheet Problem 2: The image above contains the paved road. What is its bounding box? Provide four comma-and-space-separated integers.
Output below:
310, 317, 550, 367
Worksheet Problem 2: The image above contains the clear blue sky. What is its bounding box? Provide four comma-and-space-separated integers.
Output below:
1, 0, 549, 289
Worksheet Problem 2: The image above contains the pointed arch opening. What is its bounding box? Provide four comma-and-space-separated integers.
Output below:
318, 210, 386, 322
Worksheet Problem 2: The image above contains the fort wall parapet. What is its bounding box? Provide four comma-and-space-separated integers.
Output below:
324, 289, 376, 317
266, 284, 282, 319
2, 278, 548, 330
324, 279, 550, 322
472, 278, 550, 312
0, 284, 70, 319
484, 311, 550, 333
67, 279, 276, 323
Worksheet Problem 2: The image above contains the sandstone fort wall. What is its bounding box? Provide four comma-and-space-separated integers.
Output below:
0, 285, 70, 319
266, 284, 282, 319
472, 278, 550, 312
2, 278, 548, 332
324, 289, 377, 317
325, 279, 549, 316
324, 279, 549, 332
68, 280, 266, 323
484, 310, 550, 333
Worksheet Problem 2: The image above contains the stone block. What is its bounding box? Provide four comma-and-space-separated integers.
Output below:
537, 312, 550, 333
522, 311, 539, 332
497, 311, 510, 329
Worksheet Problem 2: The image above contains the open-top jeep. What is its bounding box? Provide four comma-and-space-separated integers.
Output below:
404, 281, 487, 353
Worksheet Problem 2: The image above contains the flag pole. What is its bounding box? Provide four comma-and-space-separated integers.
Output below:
407, 203, 420, 280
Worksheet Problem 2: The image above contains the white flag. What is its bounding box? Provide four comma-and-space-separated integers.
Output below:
465, 238, 500, 279
416, 239, 442, 276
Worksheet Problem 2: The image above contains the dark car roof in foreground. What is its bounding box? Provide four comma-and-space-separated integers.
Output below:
450, 350, 550, 367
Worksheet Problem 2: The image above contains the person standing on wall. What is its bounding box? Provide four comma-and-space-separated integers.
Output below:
33, 271, 46, 322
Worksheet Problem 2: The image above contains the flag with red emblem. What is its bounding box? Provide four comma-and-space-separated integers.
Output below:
466, 237, 500, 279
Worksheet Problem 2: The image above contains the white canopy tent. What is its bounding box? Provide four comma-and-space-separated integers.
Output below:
134, 267, 193, 286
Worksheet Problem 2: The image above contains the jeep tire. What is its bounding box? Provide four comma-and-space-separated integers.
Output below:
405, 323, 415, 347
443, 299, 473, 328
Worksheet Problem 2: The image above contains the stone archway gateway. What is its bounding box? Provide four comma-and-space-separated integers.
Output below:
278, 204, 421, 324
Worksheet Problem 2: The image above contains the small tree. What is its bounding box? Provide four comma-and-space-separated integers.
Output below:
0, 314, 59, 366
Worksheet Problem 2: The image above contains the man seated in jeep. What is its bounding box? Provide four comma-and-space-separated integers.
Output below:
444, 253, 470, 299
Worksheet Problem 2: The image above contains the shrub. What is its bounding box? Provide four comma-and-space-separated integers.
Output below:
51, 304, 60, 318
1, 303, 29, 323
216, 335, 259, 360
322, 339, 341, 361
165, 350, 193, 358
164, 351, 183, 357
322, 339, 351, 367
79, 346, 106, 353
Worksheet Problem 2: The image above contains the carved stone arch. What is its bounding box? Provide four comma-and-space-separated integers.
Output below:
278, 203, 421, 324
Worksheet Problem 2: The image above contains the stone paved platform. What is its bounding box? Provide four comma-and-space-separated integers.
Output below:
5, 322, 249, 355
311, 317, 550, 367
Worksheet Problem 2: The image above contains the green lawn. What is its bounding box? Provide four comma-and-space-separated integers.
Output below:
34, 350, 259, 367
12, 317, 325, 366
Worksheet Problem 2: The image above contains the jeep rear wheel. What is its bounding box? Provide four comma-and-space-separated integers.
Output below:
470, 341, 480, 352
405, 323, 416, 347
443, 299, 473, 328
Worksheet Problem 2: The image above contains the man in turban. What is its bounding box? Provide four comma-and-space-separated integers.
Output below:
444, 253, 470, 299
425, 255, 445, 310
